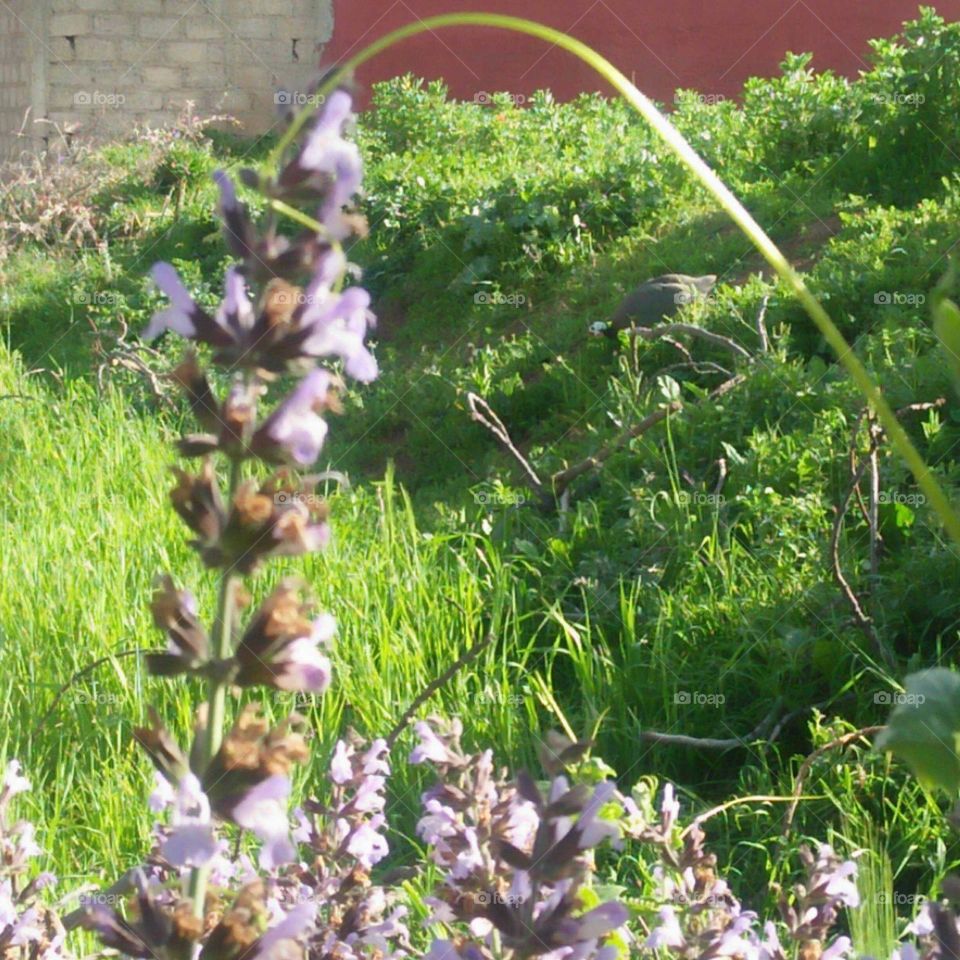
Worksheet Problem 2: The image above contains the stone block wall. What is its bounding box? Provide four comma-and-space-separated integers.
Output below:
0, 2, 40, 163
1, 0, 334, 161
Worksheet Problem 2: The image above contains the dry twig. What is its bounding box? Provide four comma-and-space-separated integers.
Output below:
780, 726, 885, 838
627, 322, 751, 360
466, 392, 544, 492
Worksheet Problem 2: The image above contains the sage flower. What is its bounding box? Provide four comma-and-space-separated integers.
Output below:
144, 256, 376, 379
250, 369, 336, 466
159, 774, 219, 869
146, 576, 210, 677
235, 578, 334, 693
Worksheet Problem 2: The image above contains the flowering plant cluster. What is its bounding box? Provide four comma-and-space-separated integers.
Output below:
74, 85, 380, 960
58, 78, 636, 960
635, 782, 861, 960
409, 721, 635, 960
0, 763, 66, 960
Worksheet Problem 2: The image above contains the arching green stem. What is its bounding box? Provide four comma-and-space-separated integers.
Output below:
267, 13, 960, 546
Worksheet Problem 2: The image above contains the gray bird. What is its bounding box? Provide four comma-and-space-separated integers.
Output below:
589, 273, 717, 338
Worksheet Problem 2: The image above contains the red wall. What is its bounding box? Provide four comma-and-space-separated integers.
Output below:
327, 1, 956, 105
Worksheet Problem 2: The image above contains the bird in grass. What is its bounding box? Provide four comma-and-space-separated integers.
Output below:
589, 273, 717, 338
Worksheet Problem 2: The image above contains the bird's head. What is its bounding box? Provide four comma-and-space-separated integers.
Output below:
589, 321, 612, 337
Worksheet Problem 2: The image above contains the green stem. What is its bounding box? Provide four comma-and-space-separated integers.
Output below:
269, 12, 960, 546
188, 456, 243, 919
265, 200, 345, 293
269, 198, 326, 234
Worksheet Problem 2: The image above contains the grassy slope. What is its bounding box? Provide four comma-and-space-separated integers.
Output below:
0, 344, 545, 886
3, 8, 960, 927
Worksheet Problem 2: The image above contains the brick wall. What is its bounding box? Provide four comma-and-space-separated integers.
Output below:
0, 2, 42, 162
1, 0, 334, 161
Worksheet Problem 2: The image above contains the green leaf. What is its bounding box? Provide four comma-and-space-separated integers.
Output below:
657, 375, 681, 403
933, 294, 960, 390
720, 441, 747, 466
875, 668, 960, 793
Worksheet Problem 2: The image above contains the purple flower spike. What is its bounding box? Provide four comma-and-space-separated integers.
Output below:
144, 263, 240, 349
330, 740, 353, 785
160, 773, 219, 869
232, 774, 296, 870
362, 739, 390, 776
821, 936, 853, 960
295, 90, 364, 220
217, 266, 256, 337
410, 721, 456, 765
298, 287, 378, 383
235, 580, 334, 693
646, 907, 685, 950
344, 815, 389, 868
577, 781, 621, 849
145, 263, 207, 341
2, 761, 30, 797
252, 369, 333, 466
575, 902, 630, 941
279, 618, 335, 692
215, 169, 257, 262
251, 901, 316, 960
148, 771, 175, 812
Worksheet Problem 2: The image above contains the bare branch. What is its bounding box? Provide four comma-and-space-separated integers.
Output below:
385, 631, 495, 750
830, 454, 895, 670
551, 402, 680, 497
34, 648, 144, 740
780, 726, 885, 838
466, 392, 544, 492
627, 322, 752, 360
660, 361, 732, 378
640, 697, 783, 751
755, 293, 771, 352
895, 398, 946, 417
550, 374, 746, 500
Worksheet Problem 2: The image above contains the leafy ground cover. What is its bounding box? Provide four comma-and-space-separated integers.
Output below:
3, 6, 960, 946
